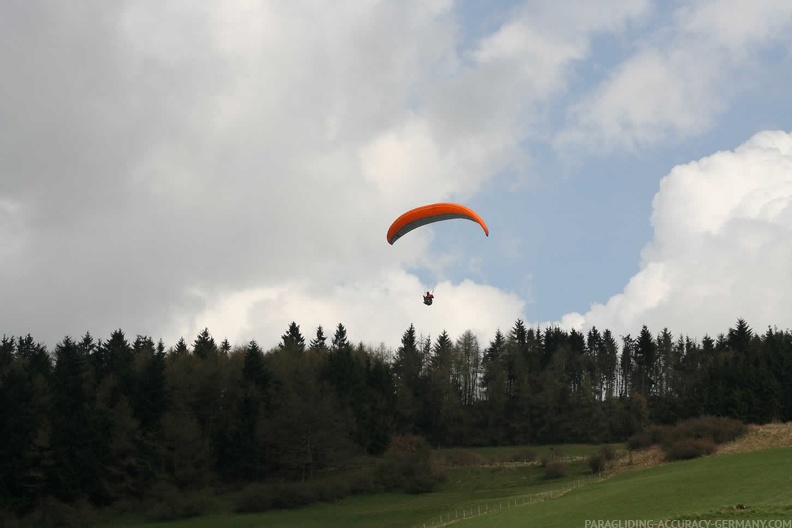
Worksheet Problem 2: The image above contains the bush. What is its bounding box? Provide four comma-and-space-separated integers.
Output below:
626, 430, 653, 451
599, 444, 617, 462
347, 468, 379, 495
0, 509, 21, 528
588, 444, 618, 474
18, 497, 98, 528
373, 434, 442, 494
313, 477, 350, 502
664, 438, 717, 461
143, 481, 212, 521
588, 453, 607, 474
269, 481, 318, 510
504, 448, 537, 464
404, 470, 437, 494
233, 483, 274, 514
543, 461, 568, 479
374, 458, 406, 491
627, 416, 746, 454
667, 416, 747, 445
539, 448, 563, 467
628, 424, 672, 449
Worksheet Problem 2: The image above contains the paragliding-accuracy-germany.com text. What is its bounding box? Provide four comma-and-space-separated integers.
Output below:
584, 520, 792, 528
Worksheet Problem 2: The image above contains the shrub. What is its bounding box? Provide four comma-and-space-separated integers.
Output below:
626, 430, 653, 451
313, 477, 350, 502
664, 438, 717, 461
0, 509, 21, 528
599, 444, 617, 461
544, 461, 568, 479
668, 416, 747, 445
269, 481, 320, 510
374, 458, 406, 491
404, 470, 437, 494
233, 483, 274, 514
588, 453, 607, 474
347, 468, 379, 495
143, 481, 212, 521
505, 448, 537, 464
588, 444, 618, 474
19, 497, 97, 528
628, 424, 673, 450
373, 434, 442, 494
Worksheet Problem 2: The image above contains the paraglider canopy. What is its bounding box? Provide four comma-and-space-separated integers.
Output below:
386, 202, 489, 245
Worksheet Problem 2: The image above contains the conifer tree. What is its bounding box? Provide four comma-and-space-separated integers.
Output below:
280, 322, 306, 353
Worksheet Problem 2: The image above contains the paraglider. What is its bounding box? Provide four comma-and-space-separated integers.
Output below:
423, 291, 434, 305
386, 202, 489, 245
387, 203, 488, 306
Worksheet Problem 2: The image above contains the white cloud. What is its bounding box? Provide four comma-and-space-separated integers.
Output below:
2, 1, 727, 351
1, 1, 540, 348
178, 272, 525, 351
558, 0, 792, 152
559, 130, 792, 338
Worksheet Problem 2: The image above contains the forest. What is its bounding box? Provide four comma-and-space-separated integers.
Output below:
1, 318, 791, 517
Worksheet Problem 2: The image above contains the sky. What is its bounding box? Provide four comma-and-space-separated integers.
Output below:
2, 0, 792, 352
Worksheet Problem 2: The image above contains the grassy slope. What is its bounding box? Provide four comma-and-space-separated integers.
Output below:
459, 446, 792, 528
98, 460, 595, 528
97, 432, 792, 528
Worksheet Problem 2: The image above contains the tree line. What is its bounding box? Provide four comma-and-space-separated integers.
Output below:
1, 318, 790, 515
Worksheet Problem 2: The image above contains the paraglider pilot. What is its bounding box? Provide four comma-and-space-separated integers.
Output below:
423, 291, 434, 305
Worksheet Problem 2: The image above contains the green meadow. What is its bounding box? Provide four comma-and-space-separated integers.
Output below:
461, 446, 792, 528
97, 446, 792, 528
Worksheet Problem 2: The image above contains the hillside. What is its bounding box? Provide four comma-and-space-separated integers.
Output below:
608, 420, 792, 475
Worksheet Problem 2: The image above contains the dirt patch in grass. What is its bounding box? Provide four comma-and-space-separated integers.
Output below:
606, 446, 666, 476
716, 421, 792, 455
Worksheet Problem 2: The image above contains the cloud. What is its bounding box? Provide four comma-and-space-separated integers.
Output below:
558, 130, 792, 338
0, 1, 692, 350
557, 0, 792, 152
0, 1, 535, 349
177, 272, 525, 351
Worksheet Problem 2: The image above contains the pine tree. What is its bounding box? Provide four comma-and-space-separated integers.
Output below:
243, 340, 268, 387
619, 335, 634, 398
331, 324, 349, 351
481, 330, 508, 444
172, 337, 189, 356
193, 328, 218, 359
425, 331, 459, 445
455, 330, 481, 407
310, 326, 328, 352
600, 329, 619, 400
393, 324, 424, 432
633, 325, 656, 397
135, 337, 168, 431
280, 322, 306, 353
50, 336, 106, 501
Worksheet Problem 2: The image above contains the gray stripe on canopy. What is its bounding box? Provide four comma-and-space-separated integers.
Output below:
389, 213, 476, 244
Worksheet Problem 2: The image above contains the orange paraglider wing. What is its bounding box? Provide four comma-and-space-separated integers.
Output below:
387, 203, 489, 245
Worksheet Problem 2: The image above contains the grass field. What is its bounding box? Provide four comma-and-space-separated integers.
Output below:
96, 445, 792, 528
97, 449, 597, 528
459, 446, 792, 528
